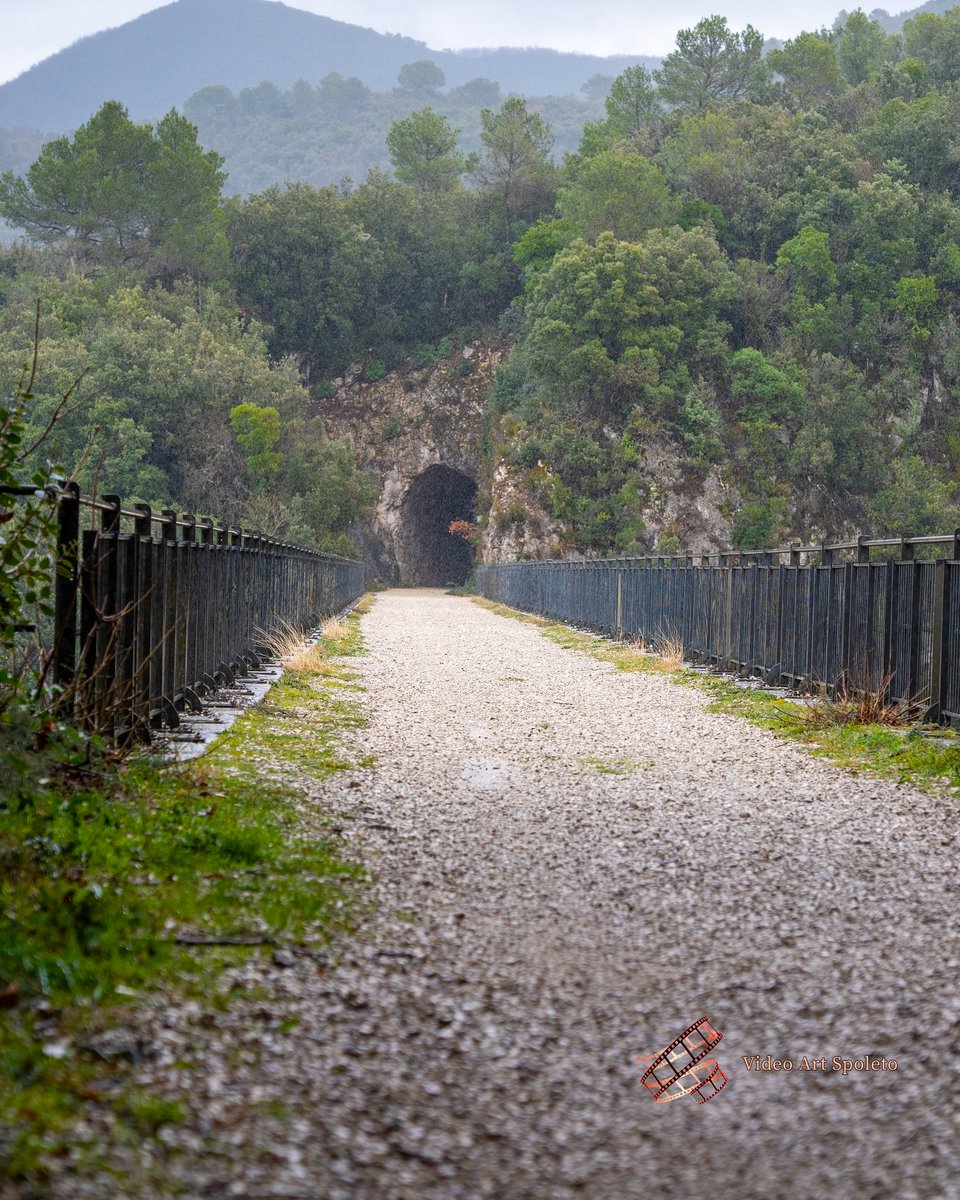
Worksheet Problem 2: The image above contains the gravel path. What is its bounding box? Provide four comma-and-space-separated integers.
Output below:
69, 589, 960, 1198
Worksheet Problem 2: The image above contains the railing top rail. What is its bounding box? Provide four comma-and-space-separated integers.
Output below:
0, 481, 361, 564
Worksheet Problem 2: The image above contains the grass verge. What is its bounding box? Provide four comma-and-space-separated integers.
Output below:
0, 599, 373, 1184
473, 597, 960, 794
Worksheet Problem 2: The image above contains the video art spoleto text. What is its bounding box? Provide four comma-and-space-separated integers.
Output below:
742, 1055, 898, 1075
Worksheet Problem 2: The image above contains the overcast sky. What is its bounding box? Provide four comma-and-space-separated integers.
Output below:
4, 0, 874, 85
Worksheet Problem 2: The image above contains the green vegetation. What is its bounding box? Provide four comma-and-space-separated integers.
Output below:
0, 607, 371, 1182
0, 0, 656, 146
223, 92, 556, 378
0, 102, 228, 282
579, 754, 655, 775
685, 671, 960, 790
180, 67, 607, 197
476, 596, 960, 792
0, 102, 375, 551
484, 10, 960, 553
8, 10, 960, 562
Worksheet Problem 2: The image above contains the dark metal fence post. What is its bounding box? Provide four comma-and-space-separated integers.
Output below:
8, 484, 364, 739
472, 531, 960, 722
133, 504, 155, 732
53, 482, 80, 696
927, 556, 948, 722
180, 513, 201, 707
93, 495, 122, 728
723, 556, 734, 671
160, 509, 180, 722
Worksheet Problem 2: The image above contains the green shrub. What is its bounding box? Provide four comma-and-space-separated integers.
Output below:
508, 439, 544, 469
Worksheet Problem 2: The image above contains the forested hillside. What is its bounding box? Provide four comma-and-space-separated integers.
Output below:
489, 8, 960, 550
3, 8, 960, 559
184, 70, 604, 194
867, 0, 960, 32
0, 0, 656, 134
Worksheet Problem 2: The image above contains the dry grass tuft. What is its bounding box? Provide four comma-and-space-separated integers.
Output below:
256, 605, 363, 676
285, 642, 328, 673
256, 617, 308, 662
792, 672, 921, 729
653, 633, 686, 670
257, 618, 328, 672
321, 617, 349, 641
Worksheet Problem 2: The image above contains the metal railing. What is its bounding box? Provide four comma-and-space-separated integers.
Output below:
475, 532, 960, 723
5, 483, 365, 739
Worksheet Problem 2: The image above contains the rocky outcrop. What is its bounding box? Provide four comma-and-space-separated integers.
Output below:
314, 344, 742, 581
635, 439, 738, 554
480, 458, 567, 563
315, 342, 564, 583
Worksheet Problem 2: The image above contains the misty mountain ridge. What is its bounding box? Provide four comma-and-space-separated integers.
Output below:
855, 0, 960, 31
0, 0, 659, 135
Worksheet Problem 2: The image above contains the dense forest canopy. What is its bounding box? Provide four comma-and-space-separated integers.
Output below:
3, 7, 960, 557
182, 67, 604, 195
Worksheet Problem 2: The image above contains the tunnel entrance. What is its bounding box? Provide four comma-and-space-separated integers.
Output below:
398, 465, 477, 586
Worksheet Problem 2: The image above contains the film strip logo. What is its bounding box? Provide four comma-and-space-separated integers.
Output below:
636, 1016, 727, 1106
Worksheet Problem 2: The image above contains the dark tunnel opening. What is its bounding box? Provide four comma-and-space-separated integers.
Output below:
398, 465, 477, 587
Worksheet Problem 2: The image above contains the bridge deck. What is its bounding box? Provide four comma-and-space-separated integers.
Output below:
96, 590, 960, 1197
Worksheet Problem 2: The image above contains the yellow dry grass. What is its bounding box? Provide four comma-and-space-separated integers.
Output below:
653, 633, 686, 670
321, 617, 349, 641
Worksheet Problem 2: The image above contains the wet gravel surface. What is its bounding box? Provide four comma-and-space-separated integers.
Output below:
44, 589, 960, 1199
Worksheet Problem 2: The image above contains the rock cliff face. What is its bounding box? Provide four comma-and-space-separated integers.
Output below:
315, 342, 563, 584
315, 341, 744, 581
634, 440, 738, 555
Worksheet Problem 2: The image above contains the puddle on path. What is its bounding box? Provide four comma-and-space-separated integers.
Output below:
460, 758, 518, 790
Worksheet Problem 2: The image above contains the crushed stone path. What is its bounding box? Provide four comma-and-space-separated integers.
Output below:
64, 589, 960, 1199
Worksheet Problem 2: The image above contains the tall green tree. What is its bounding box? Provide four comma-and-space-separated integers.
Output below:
147, 110, 229, 281
575, 65, 664, 158
903, 9, 960, 85
655, 16, 769, 113
386, 108, 464, 192
0, 101, 226, 280
230, 403, 282, 486
346, 171, 483, 351
472, 98, 556, 240
768, 32, 843, 109
557, 149, 676, 242
836, 11, 899, 86
227, 183, 380, 374
397, 61, 446, 95
776, 226, 838, 301
523, 227, 735, 421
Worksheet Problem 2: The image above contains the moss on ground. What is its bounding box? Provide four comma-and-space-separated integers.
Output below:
474, 597, 960, 795
0, 601, 373, 1183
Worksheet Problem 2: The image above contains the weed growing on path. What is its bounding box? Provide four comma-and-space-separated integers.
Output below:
211, 605, 369, 779
578, 755, 655, 775
652, 633, 685, 670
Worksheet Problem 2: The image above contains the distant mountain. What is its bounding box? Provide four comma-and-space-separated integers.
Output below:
0, 0, 659, 135
846, 0, 960, 32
